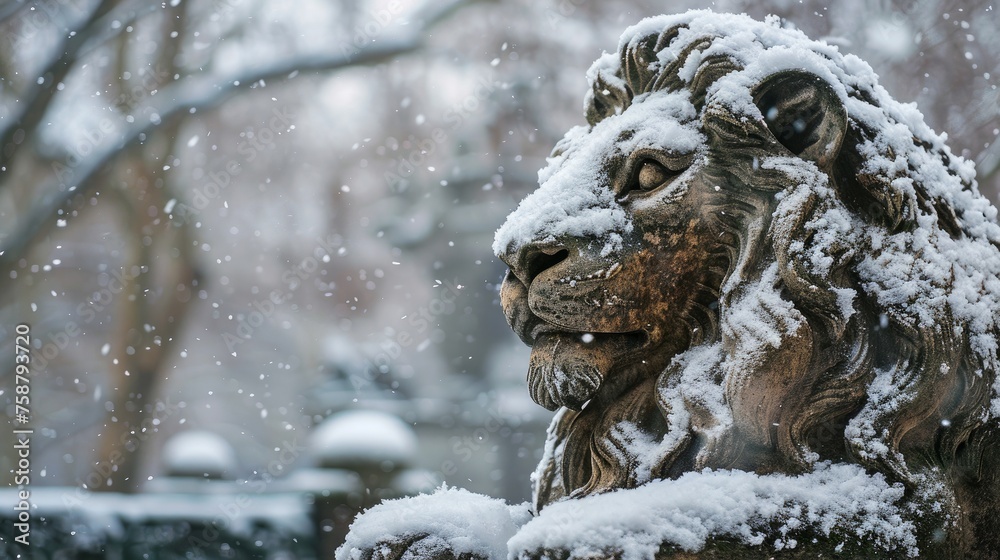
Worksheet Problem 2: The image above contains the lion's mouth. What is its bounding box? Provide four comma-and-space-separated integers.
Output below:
529, 323, 646, 348
513, 305, 647, 347
502, 273, 642, 346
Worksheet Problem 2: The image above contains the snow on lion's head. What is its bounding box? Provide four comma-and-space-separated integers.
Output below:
494, 10, 1000, 544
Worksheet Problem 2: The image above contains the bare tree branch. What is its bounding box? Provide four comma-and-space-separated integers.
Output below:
0, 0, 120, 167
0, 0, 483, 271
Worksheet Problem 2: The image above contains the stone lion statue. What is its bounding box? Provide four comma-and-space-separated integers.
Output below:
339, 11, 1000, 560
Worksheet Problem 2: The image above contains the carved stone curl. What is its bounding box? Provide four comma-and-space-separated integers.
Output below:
340, 11, 1000, 560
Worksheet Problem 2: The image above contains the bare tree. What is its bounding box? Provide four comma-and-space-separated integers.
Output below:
0, 0, 484, 491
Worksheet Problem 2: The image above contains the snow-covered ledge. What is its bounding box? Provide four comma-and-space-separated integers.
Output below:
339, 464, 919, 560
340, 10, 1000, 559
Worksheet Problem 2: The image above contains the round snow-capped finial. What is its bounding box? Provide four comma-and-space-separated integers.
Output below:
162, 430, 238, 479
311, 409, 418, 470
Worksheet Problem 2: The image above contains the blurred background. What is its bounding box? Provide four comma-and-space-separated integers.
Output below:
0, 0, 996, 556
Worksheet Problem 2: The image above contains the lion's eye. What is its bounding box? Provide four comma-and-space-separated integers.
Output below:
616, 154, 691, 201
628, 159, 684, 196
636, 160, 675, 191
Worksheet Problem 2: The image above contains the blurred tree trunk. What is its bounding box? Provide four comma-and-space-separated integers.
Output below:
95, 150, 198, 491
93, 3, 197, 492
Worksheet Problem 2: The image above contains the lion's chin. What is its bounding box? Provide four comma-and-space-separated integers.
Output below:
528, 332, 645, 411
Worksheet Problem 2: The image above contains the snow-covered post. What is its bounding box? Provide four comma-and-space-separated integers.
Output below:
145, 430, 240, 495
306, 410, 437, 559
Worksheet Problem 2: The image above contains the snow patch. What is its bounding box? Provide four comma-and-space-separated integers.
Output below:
509, 463, 917, 560
336, 487, 531, 560
311, 410, 418, 467
493, 93, 703, 259
724, 262, 804, 357
162, 430, 238, 479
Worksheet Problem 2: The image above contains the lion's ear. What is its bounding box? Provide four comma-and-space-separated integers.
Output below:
753, 71, 847, 170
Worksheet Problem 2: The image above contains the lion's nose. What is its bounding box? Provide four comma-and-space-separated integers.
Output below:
501, 243, 569, 286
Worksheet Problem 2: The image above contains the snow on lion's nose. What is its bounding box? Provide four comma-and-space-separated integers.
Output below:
492, 172, 630, 285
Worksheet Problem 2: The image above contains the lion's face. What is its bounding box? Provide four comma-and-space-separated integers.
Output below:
495, 94, 731, 411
